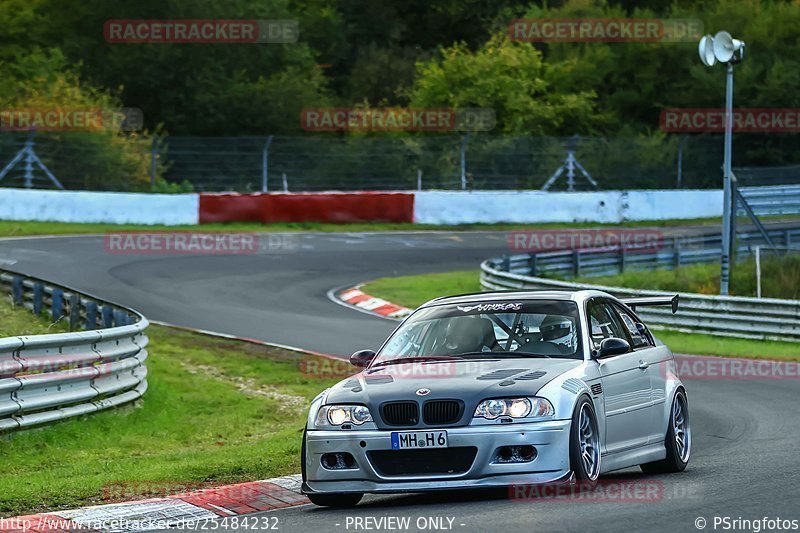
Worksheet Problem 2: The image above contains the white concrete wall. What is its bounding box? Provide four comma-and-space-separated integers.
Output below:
413, 190, 723, 225
0, 188, 199, 225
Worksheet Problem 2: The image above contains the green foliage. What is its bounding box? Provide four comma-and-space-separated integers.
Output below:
0, 49, 156, 190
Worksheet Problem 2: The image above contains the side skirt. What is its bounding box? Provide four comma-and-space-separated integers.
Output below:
599, 443, 666, 474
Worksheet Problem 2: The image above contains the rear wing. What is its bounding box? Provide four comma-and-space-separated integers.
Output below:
621, 294, 679, 314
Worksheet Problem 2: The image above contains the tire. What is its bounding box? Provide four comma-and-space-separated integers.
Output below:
301, 429, 364, 508
307, 492, 364, 508
569, 396, 601, 486
641, 390, 691, 474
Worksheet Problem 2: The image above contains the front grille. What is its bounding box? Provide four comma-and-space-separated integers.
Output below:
368, 447, 477, 477
381, 401, 419, 426
423, 400, 463, 425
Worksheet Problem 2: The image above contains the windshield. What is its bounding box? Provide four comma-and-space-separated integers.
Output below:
373, 299, 582, 366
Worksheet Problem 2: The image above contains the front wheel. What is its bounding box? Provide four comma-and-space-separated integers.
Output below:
641, 390, 691, 474
569, 396, 601, 485
307, 492, 364, 507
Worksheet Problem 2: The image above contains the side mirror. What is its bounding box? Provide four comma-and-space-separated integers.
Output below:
350, 349, 376, 367
597, 337, 630, 359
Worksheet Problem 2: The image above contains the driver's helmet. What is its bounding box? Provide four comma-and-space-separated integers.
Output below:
443, 317, 484, 353
539, 315, 577, 350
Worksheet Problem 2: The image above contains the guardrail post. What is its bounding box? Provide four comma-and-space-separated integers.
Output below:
85, 301, 98, 330
102, 306, 114, 328
573, 250, 581, 278
33, 282, 44, 315
113, 309, 127, 327
11, 276, 23, 306
501, 255, 510, 272
620, 245, 626, 273
786, 229, 792, 249
529, 254, 538, 276
69, 294, 80, 330
51, 289, 63, 320
674, 238, 682, 269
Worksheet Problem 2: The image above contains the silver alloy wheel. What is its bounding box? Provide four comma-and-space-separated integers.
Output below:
673, 392, 691, 463
578, 403, 600, 480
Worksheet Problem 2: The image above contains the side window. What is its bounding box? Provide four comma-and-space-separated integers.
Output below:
612, 305, 653, 349
587, 300, 628, 350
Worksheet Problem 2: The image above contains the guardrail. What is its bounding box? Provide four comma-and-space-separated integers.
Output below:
483, 223, 800, 341
503, 225, 800, 279
740, 185, 800, 216
480, 261, 800, 341
0, 269, 148, 433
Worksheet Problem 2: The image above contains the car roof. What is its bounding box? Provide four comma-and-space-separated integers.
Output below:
419, 289, 613, 309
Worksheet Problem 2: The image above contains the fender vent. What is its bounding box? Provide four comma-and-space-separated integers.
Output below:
516, 371, 547, 381
561, 378, 583, 394
591, 383, 603, 396
477, 369, 525, 380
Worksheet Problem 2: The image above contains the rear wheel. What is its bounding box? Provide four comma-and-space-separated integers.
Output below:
641, 390, 690, 474
569, 396, 601, 485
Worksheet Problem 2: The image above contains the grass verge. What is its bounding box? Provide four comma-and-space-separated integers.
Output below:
0, 302, 339, 517
0, 216, 766, 238
362, 271, 800, 361
576, 254, 800, 300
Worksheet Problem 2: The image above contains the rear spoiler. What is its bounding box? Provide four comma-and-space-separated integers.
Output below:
621, 294, 679, 314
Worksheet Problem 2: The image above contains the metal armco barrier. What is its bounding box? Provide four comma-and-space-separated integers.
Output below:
481, 261, 800, 341
505, 225, 800, 279
0, 269, 149, 432
739, 185, 800, 216
483, 223, 800, 341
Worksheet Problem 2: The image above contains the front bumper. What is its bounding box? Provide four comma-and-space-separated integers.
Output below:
303, 419, 572, 494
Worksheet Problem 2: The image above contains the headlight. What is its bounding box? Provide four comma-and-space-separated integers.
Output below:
315, 404, 373, 426
473, 397, 554, 420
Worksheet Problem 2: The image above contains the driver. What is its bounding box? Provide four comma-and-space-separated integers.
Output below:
441, 316, 497, 354
539, 315, 577, 352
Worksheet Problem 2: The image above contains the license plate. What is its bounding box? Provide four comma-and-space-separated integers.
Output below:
391, 430, 448, 450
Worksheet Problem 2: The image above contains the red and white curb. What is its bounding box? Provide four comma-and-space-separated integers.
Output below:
336, 286, 411, 319
3, 475, 307, 532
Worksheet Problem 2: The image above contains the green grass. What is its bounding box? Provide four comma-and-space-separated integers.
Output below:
0, 302, 341, 517
576, 255, 800, 300
3, 215, 800, 238
0, 216, 772, 239
363, 270, 480, 309
362, 270, 800, 361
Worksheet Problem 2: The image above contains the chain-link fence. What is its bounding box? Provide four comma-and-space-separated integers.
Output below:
3, 131, 800, 192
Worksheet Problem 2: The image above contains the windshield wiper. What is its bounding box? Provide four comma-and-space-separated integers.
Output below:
370, 356, 465, 368
450, 351, 553, 359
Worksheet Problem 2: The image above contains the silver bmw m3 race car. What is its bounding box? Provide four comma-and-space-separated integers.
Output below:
301, 289, 690, 507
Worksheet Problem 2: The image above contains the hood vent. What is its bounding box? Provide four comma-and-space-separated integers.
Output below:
477, 369, 526, 380
516, 370, 547, 381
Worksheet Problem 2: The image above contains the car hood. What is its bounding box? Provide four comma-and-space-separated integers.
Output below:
325, 357, 582, 413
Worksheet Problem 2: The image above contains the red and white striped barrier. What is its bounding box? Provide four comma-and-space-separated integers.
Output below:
0, 188, 726, 226
337, 286, 411, 319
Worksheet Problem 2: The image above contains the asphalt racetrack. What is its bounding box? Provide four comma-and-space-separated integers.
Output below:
1, 230, 798, 533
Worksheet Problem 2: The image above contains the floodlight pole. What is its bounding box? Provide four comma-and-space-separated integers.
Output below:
720, 63, 734, 295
